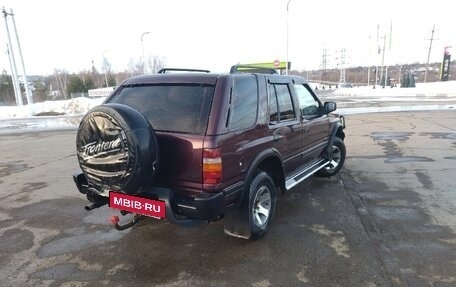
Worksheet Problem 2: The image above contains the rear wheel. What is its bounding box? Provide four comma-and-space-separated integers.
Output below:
248, 171, 276, 240
317, 137, 346, 177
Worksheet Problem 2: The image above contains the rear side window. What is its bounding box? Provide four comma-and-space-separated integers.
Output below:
268, 83, 296, 123
109, 84, 214, 135
228, 76, 258, 131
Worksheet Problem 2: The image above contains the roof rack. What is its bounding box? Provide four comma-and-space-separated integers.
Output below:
229, 64, 278, 74
157, 68, 210, 74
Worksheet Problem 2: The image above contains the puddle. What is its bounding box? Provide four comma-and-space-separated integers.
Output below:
308, 224, 350, 258
31, 263, 100, 281
11, 198, 87, 229
420, 132, 456, 140
371, 132, 413, 141
38, 228, 124, 258
385, 156, 434, 163
377, 141, 402, 158
0, 161, 31, 178
415, 172, 434, 189
370, 206, 423, 221
0, 229, 34, 253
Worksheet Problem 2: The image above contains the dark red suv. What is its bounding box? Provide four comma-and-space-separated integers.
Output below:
73, 66, 346, 240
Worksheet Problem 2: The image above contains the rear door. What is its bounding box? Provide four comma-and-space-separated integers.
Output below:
267, 76, 304, 176
292, 81, 330, 165
109, 83, 215, 191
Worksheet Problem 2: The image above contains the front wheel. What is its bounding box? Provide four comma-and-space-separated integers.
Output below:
317, 137, 346, 177
248, 171, 276, 240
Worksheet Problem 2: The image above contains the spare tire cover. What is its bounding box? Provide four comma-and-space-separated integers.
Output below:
76, 103, 158, 195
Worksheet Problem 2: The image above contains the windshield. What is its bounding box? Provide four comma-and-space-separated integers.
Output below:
109, 84, 214, 135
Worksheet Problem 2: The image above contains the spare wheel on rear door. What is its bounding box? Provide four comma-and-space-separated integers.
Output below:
76, 103, 158, 195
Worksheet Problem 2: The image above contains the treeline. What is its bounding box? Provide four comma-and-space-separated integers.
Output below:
0, 70, 123, 105
0, 56, 165, 105
294, 61, 456, 85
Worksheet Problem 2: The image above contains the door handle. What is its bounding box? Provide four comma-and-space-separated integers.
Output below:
273, 135, 284, 142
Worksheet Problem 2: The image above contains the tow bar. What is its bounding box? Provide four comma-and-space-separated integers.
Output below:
110, 212, 144, 231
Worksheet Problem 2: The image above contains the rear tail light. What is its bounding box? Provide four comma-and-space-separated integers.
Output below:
203, 148, 222, 185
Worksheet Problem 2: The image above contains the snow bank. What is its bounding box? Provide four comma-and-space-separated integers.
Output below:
333, 80, 456, 98
0, 97, 106, 119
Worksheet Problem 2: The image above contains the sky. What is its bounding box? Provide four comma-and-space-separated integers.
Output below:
1, 0, 455, 76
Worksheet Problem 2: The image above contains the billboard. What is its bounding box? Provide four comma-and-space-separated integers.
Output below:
441, 47, 451, 81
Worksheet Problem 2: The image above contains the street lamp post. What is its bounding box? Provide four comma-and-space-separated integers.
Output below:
286, 0, 292, 75
141, 31, 152, 74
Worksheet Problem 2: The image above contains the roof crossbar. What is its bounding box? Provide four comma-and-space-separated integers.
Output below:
157, 68, 210, 74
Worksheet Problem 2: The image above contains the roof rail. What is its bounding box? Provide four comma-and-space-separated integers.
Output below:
229, 64, 278, 74
157, 68, 210, 74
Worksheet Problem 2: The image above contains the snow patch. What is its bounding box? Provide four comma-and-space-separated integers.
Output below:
0, 97, 106, 119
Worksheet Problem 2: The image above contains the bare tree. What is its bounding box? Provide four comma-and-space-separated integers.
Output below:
127, 58, 144, 77
53, 69, 69, 99
146, 56, 166, 74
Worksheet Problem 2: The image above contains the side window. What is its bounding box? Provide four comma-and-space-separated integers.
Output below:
268, 83, 296, 123
229, 76, 258, 131
268, 85, 279, 122
294, 84, 320, 116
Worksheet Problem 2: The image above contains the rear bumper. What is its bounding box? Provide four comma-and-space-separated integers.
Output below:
143, 186, 224, 227
73, 173, 242, 227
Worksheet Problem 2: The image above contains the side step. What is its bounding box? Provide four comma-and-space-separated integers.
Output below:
285, 159, 329, 191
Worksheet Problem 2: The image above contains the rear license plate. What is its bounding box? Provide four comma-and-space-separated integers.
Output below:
109, 191, 166, 219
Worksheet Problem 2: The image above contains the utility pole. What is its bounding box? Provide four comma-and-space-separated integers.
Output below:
2, 8, 22, 106
6, 44, 20, 105
9, 9, 32, 104
424, 24, 436, 83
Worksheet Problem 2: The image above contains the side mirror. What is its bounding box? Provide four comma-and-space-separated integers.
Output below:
324, 102, 337, 114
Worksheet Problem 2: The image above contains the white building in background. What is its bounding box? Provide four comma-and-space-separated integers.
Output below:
88, 87, 116, 98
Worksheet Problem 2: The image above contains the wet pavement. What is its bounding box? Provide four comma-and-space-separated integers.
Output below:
1, 111, 456, 286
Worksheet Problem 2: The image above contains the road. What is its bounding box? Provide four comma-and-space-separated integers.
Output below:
0, 111, 455, 286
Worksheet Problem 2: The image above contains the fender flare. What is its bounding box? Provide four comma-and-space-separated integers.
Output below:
242, 147, 284, 204
325, 121, 345, 159
224, 148, 284, 239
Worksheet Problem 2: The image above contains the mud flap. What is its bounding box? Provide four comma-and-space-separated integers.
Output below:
223, 206, 251, 239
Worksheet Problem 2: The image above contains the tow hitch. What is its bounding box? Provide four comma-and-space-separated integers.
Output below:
110, 211, 144, 231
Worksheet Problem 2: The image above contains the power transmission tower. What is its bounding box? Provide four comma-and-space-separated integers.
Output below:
321, 48, 328, 83
379, 35, 386, 87
338, 48, 347, 84
424, 24, 437, 83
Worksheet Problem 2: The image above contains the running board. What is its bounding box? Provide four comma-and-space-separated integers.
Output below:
285, 159, 329, 191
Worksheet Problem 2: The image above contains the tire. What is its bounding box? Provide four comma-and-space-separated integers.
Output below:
248, 171, 276, 240
317, 137, 346, 177
76, 103, 158, 195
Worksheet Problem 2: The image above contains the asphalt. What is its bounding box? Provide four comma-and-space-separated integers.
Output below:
0, 110, 455, 286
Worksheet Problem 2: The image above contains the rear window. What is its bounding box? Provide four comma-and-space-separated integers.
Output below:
109, 84, 214, 135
